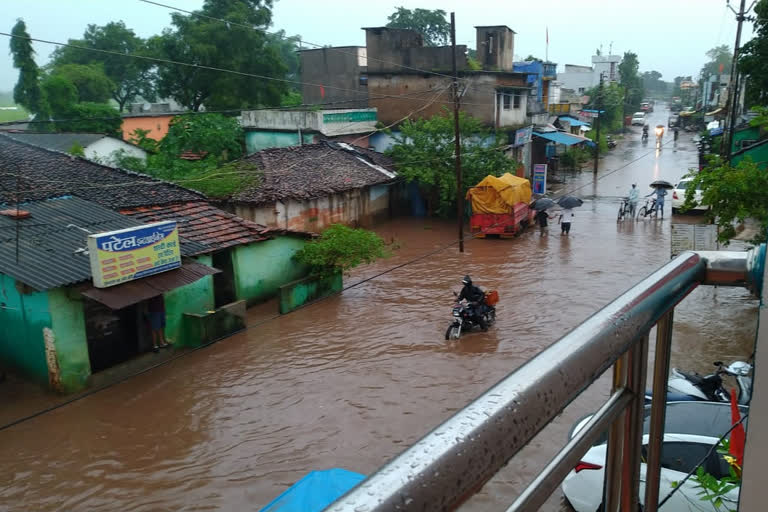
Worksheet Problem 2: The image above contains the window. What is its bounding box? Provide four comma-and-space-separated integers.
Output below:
513, 93, 521, 109
503, 93, 511, 110
641, 442, 713, 476
578, 87, 585, 94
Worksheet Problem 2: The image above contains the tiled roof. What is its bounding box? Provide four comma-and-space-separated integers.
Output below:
231, 141, 397, 205
0, 196, 206, 291
121, 201, 273, 255
0, 134, 204, 209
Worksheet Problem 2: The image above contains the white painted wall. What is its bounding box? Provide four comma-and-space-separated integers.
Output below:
85, 138, 146, 166
497, 91, 528, 127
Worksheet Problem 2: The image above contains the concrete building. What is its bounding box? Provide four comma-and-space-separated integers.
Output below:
299, 46, 368, 109
364, 26, 530, 129
240, 107, 378, 153
226, 141, 398, 231
557, 55, 622, 94
3, 132, 146, 167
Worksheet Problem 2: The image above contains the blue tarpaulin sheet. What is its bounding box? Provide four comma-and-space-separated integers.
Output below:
533, 131, 588, 146
259, 469, 366, 512
559, 116, 591, 127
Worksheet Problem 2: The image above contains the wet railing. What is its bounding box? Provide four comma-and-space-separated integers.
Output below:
326, 247, 765, 512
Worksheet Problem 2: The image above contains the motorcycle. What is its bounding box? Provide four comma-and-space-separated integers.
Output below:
645, 360, 752, 405
641, 130, 649, 143
445, 292, 497, 340
606, 135, 617, 149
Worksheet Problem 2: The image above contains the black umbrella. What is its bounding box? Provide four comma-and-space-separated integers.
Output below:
650, 180, 674, 189
531, 197, 556, 211
557, 196, 584, 209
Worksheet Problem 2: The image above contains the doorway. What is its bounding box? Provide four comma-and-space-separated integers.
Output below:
212, 250, 237, 307
83, 298, 140, 373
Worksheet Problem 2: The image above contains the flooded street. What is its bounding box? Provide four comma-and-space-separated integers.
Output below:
0, 108, 759, 512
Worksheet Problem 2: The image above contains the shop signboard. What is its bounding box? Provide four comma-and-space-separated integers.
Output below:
671, 223, 718, 258
514, 125, 533, 147
532, 164, 547, 195
88, 221, 181, 288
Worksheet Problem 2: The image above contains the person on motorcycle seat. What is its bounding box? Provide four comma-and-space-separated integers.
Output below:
642, 124, 649, 136
458, 275, 488, 331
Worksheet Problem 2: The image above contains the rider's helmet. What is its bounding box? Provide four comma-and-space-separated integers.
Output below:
462, 275, 472, 286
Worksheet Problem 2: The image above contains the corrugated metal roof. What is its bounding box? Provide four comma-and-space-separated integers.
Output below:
0, 197, 207, 291
81, 262, 220, 309
533, 131, 588, 146
3, 132, 108, 152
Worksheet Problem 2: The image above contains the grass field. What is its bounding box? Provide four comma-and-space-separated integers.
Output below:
0, 107, 29, 123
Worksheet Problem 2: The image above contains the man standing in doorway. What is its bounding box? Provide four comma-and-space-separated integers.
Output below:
560, 208, 574, 235
145, 295, 170, 352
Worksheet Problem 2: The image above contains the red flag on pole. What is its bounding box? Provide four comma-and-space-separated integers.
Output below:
729, 388, 745, 469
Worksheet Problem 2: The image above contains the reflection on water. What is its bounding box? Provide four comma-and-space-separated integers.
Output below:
0, 128, 758, 512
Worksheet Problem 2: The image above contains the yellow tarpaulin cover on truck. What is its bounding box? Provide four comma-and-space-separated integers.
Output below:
466, 173, 532, 214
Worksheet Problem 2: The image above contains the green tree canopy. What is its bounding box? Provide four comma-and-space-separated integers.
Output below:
618, 51, 643, 112
9, 19, 49, 121
385, 7, 450, 46
160, 113, 243, 160
294, 224, 388, 277
40, 75, 78, 117
642, 70, 668, 96
150, 0, 286, 111
49, 21, 156, 111
387, 111, 520, 216
585, 82, 625, 133
700, 45, 732, 82
50, 63, 114, 103
740, 0, 768, 106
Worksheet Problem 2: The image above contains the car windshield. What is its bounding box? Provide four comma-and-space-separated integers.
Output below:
633, 112, 644, 117
676, 181, 689, 190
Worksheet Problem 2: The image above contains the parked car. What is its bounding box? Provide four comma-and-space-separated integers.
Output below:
631, 112, 646, 126
562, 401, 746, 512
672, 178, 707, 213
641, 102, 654, 113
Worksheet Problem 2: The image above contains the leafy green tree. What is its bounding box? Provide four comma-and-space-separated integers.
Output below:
585, 82, 625, 133
151, 0, 286, 111
9, 19, 49, 122
683, 155, 768, 244
49, 22, 156, 111
294, 224, 388, 277
40, 75, 78, 118
50, 64, 114, 103
385, 7, 450, 46
618, 51, 643, 112
642, 70, 668, 96
700, 45, 732, 82
388, 111, 520, 216
160, 113, 243, 160
740, 0, 768, 106
56, 103, 122, 135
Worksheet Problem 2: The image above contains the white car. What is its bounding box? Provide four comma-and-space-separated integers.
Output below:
631, 112, 646, 126
671, 179, 707, 213
562, 401, 745, 512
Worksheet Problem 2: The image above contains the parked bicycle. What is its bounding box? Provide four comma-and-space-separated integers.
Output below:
636, 198, 659, 219
617, 197, 632, 222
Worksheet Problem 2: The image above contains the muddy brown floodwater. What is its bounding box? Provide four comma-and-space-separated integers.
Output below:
0, 112, 759, 512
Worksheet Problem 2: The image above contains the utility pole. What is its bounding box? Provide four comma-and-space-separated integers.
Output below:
451, 12, 464, 253
594, 72, 603, 174
724, 0, 754, 162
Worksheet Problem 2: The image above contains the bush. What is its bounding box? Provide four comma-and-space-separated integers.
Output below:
560, 146, 591, 170
293, 224, 389, 277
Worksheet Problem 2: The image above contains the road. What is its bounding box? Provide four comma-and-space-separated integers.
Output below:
0, 105, 759, 512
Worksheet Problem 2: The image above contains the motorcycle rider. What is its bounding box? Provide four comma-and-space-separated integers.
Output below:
457, 275, 488, 331
642, 124, 649, 141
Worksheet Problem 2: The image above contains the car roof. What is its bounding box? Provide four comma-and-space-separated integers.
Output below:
643, 402, 747, 438
633, 112, 645, 116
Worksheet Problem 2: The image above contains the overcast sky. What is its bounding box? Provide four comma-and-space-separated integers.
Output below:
0, 0, 755, 94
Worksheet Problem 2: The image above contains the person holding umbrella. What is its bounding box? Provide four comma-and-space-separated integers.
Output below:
646, 180, 673, 219
556, 196, 583, 236
531, 197, 557, 236
534, 209, 554, 236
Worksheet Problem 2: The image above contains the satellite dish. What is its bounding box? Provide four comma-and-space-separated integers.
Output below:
142, 103, 151, 112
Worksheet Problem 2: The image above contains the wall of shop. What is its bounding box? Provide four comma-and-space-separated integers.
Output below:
163, 255, 216, 347
0, 274, 51, 386
48, 288, 90, 392
231, 237, 309, 306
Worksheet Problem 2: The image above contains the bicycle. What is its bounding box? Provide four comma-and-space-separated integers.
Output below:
617, 197, 632, 222
636, 198, 659, 219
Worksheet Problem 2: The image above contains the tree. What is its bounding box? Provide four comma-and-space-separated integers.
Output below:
618, 51, 643, 112
700, 45, 732, 82
40, 75, 77, 117
585, 82, 625, 133
683, 156, 768, 244
56, 103, 121, 135
50, 64, 114, 103
49, 22, 156, 111
387, 111, 520, 216
293, 224, 388, 277
385, 7, 451, 47
740, 0, 768, 106
9, 19, 49, 121
151, 0, 286, 111
642, 70, 667, 96
160, 113, 243, 160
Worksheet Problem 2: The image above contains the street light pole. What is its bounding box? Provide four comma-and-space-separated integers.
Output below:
724, 0, 754, 162
450, 12, 464, 253
594, 72, 604, 174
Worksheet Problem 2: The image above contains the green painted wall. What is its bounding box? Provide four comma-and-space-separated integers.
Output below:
48, 288, 91, 392
245, 131, 316, 154
0, 275, 51, 385
232, 237, 310, 306
732, 126, 761, 153
732, 145, 768, 167
164, 254, 215, 348
279, 273, 343, 314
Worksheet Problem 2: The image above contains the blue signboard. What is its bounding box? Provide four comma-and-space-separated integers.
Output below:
514, 126, 533, 147
533, 164, 547, 195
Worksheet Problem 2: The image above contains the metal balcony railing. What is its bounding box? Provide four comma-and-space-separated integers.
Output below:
325, 247, 766, 512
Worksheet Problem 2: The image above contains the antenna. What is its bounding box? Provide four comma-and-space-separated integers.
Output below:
609, 41, 613, 55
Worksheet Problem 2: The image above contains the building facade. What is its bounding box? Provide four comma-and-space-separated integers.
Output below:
300, 46, 368, 109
